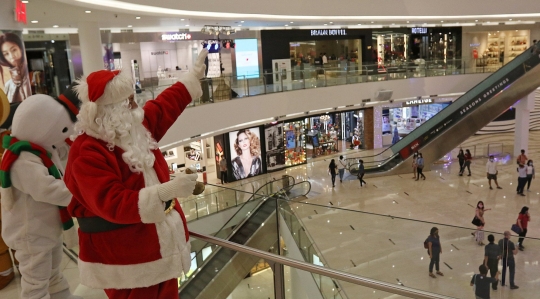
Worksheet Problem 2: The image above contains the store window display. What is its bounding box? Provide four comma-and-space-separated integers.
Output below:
283, 120, 306, 166
265, 122, 286, 172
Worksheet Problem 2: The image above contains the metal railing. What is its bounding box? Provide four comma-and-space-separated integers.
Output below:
190, 231, 457, 299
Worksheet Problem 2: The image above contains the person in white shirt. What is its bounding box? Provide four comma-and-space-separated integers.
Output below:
337, 155, 347, 183
526, 160, 535, 191
516, 163, 528, 196
486, 155, 502, 190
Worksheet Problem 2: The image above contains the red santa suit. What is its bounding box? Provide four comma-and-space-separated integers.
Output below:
65, 51, 207, 297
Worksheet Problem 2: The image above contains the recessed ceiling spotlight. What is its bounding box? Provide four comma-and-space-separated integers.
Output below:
285, 24, 288, 26
53, 25, 59, 28
240, 21, 244, 23
85, 10, 91, 13
290, 21, 294, 23
392, 23, 395, 25
475, 20, 478, 22
324, 23, 328, 25
487, 21, 490, 23
180, 19, 185, 21
136, 16, 141, 19
509, 18, 512, 21
127, 25, 132, 27
357, 23, 361, 25
22, 0, 29, 3
441, 20, 444, 23
31, 20, 38, 23
238, 24, 242, 26
371, 21, 374, 23
406, 21, 410, 23
185, 24, 189, 26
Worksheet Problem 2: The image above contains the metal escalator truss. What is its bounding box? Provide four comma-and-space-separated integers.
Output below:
179, 179, 311, 299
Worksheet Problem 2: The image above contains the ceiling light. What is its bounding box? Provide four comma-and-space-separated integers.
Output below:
181, 18, 185, 21
240, 21, 244, 23
357, 23, 361, 25
85, 10, 91, 13
329, 22, 333, 24
53, 25, 59, 28
285, 24, 288, 26
31, 20, 38, 23
51, 40, 55, 43
185, 24, 189, 26
324, 23, 328, 25
136, 16, 141, 19
475, 20, 478, 22
441, 20, 444, 22
406, 21, 410, 23
371, 21, 374, 23
238, 24, 242, 27
509, 18, 512, 21
22, 0, 28, 3
127, 25, 132, 27
290, 21, 293, 23
392, 23, 395, 25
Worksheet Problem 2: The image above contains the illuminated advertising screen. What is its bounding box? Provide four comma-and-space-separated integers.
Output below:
264, 122, 285, 172
235, 39, 259, 78
228, 127, 263, 181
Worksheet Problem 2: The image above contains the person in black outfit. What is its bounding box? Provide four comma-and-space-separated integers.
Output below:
328, 159, 337, 187
483, 234, 500, 290
357, 159, 366, 187
471, 264, 499, 299
457, 149, 465, 175
498, 231, 519, 289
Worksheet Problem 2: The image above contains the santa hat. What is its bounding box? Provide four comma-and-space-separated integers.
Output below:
74, 69, 134, 119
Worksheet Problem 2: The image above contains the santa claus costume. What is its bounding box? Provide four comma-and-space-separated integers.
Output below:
0, 90, 81, 299
64, 49, 207, 298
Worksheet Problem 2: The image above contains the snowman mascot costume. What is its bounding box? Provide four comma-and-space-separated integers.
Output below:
0, 90, 81, 299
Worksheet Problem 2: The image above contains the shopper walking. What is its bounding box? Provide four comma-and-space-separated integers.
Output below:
516, 206, 530, 251
412, 152, 418, 179
338, 155, 346, 183
526, 160, 534, 191
472, 201, 490, 245
516, 163, 527, 196
516, 149, 528, 165
457, 149, 465, 176
416, 153, 426, 180
219, 155, 228, 184
470, 264, 499, 299
498, 231, 519, 289
463, 149, 472, 176
357, 159, 367, 187
426, 227, 443, 278
484, 235, 501, 291
486, 155, 502, 190
329, 159, 337, 187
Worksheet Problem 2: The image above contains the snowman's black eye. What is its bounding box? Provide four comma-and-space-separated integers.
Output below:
62, 127, 68, 133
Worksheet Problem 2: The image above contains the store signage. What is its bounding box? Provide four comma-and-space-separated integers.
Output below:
15, 0, 27, 24
411, 27, 428, 34
23, 33, 69, 41
161, 33, 192, 41
403, 98, 433, 107
151, 51, 169, 55
310, 29, 347, 36
459, 78, 510, 115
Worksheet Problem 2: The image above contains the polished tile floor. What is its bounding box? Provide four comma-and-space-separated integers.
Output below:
1, 131, 539, 298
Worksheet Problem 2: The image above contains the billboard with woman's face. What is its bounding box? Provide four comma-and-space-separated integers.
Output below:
0, 30, 31, 103
228, 127, 263, 181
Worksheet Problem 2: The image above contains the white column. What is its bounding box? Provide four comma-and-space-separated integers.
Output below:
373, 105, 383, 149
513, 92, 535, 157
78, 22, 104, 74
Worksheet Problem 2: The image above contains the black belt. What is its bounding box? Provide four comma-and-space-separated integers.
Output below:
77, 200, 173, 233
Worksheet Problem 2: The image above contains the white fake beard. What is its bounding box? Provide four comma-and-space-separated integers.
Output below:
117, 107, 158, 173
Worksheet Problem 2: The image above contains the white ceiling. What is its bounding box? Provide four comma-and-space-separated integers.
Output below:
21, 0, 540, 33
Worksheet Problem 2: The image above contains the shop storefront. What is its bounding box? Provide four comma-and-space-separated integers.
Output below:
382, 99, 451, 146
163, 137, 216, 177
462, 29, 531, 72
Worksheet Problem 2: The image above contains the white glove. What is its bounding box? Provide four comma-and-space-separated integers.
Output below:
190, 49, 208, 79
157, 171, 198, 201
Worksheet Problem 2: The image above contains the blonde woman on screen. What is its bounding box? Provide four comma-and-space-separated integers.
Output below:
232, 129, 262, 180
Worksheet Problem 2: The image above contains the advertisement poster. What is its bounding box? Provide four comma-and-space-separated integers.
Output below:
0, 30, 31, 103
235, 39, 259, 78
213, 134, 226, 178
228, 127, 263, 181
286, 130, 296, 149
264, 122, 285, 172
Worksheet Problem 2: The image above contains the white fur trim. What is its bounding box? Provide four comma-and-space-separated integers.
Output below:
0, 187, 15, 211
62, 227, 79, 249
75, 69, 134, 106
177, 73, 202, 100
138, 186, 166, 224
78, 238, 191, 289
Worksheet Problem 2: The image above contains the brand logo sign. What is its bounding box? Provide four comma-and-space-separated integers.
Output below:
411, 27, 428, 34
15, 0, 27, 24
161, 33, 192, 41
404, 98, 433, 106
151, 51, 169, 55
459, 78, 510, 115
310, 29, 347, 36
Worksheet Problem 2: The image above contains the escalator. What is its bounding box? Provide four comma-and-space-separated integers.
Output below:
179, 178, 311, 299
346, 42, 540, 176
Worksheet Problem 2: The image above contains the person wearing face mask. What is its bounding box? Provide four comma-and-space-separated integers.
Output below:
472, 201, 491, 246
0, 33, 31, 103
415, 153, 426, 180
526, 160, 534, 191
516, 206, 530, 251
516, 163, 527, 196
486, 155, 502, 190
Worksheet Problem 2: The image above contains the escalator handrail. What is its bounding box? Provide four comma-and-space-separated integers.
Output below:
343, 42, 540, 170
189, 231, 457, 299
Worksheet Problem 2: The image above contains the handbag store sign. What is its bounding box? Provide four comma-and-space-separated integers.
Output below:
403, 98, 433, 107
311, 29, 347, 36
